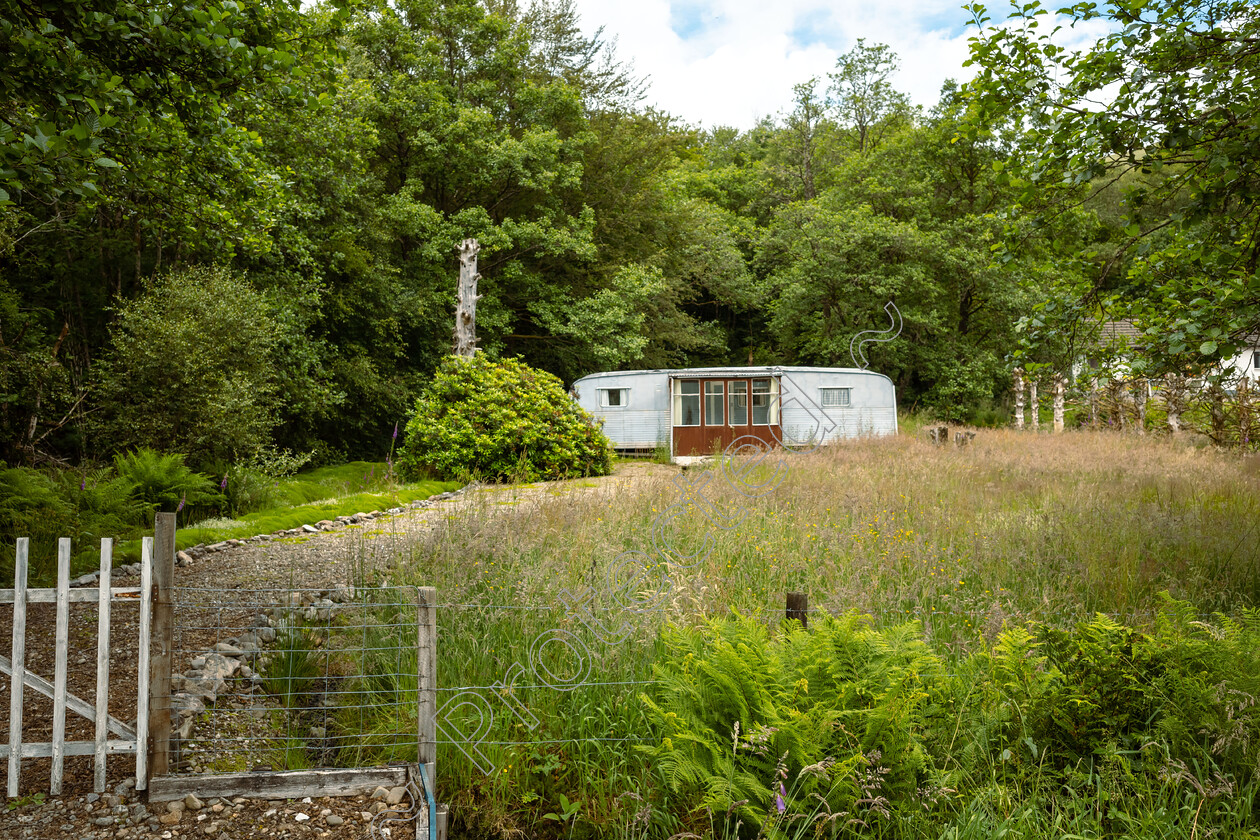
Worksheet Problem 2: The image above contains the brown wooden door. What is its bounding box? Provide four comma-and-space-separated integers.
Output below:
672, 377, 781, 456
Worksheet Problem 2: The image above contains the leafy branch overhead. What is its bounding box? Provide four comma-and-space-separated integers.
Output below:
962, 0, 1260, 375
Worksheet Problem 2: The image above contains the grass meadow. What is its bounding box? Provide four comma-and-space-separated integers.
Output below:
338, 429, 1260, 838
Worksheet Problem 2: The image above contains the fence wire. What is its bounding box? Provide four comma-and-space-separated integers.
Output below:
164, 579, 1236, 778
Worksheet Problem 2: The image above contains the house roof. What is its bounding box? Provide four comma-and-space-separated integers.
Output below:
1098, 320, 1143, 344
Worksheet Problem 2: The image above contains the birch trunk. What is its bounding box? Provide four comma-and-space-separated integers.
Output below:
1013, 368, 1025, 430
1052, 374, 1065, 433
1029, 379, 1039, 431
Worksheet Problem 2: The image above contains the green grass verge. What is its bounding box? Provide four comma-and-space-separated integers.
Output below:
110, 464, 458, 563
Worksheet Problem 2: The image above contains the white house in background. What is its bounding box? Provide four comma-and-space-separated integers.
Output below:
1077, 320, 1260, 388
572, 365, 897, 460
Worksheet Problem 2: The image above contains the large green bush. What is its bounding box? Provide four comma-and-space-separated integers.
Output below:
92, 265, 281, 467
397, 355, 612, 482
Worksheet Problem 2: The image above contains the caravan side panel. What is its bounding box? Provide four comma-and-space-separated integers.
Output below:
573, 372, 669, 450
778, 369, 897, 444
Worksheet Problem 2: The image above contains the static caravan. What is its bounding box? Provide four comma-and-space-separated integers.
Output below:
572, 366, 897, 460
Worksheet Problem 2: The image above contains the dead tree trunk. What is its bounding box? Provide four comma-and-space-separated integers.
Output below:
1029, 378, 1039, 431
1133, 381, 1147, 435
1052, 374, 1065, 433
453, 239, 481, 357
1163, 374, 1187, 434
1013, 368, 1025, 430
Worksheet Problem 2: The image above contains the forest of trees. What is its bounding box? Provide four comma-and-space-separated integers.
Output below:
2, 0, 1255, 469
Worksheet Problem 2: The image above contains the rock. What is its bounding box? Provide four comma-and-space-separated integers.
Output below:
203, 822, 220, 835
326, 815, 344, 826
93, 816, 116, 827
86, 793, 100, 805
176, 715, 196, 740
185, 795, 204, 811
257, 627, 276, 644
301, 524, 319, 534
166, 802, 185, 815
385, 787, 407, 806
316, 520, 335, 529
213, 642, 245, 657
330, 584, 355, 603
309, 726, 326, 739
103, 794, 122, 808
202, 653, 241, 680
294, 813, 310, 822
206, 542, 228, 552
159, 813, 180, 826
370, 787, 389, 801
190, 656, 206, 670
182, 676, 223, 704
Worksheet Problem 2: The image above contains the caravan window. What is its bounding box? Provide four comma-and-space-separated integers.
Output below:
728, 381, 748, 425
599, 388, 629, 407
752, 378, 778, 425
820, 387, 851, 408
673, 380, 700, 426
704, 381, 724, 425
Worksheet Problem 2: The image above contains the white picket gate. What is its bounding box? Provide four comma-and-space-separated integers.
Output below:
1, 536, 153, 796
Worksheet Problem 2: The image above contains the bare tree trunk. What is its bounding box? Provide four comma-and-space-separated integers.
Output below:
1052, 374, 1065, 433
1029, 378, 1039, 431
453, 238, 481, 358
1163, 374, 1185, 433
1133, 381, 1147, 434
1013, 368, 1024, 430
1088, 376, 1099, 429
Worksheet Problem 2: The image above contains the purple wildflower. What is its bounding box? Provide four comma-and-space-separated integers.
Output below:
80, 478, 86, 491
220, 473, 228, 491
177, 492, 186, 513
392, 421, 399, 440
776, 783, 786, 814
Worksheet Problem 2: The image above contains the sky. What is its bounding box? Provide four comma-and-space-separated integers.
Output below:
569, 0, 983, 128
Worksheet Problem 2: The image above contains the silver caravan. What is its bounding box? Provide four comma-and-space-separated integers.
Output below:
572, 366, 897, 459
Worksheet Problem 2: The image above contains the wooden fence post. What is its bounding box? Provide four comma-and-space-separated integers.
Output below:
417, 586, 438, 840
50, 538, 71, 794
148, 513, 176, 784
7, 538, 28, 797
786, 592, 808, 629
93, 538, 113, 793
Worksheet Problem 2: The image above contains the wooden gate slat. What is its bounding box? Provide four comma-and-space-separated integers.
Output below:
0, 655, 136, 739
94, 539, 113, 792
135, 536, 153, 791
50, 538, 71, 795
7, 538, 28, 797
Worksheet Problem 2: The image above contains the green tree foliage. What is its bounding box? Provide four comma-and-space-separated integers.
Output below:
397, 354, 612, 482
93, 265, 282, 466
961, 0, 1260, 378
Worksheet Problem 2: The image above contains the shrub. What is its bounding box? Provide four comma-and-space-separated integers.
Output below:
397, 355, 613, 482
92, 265, 281, 467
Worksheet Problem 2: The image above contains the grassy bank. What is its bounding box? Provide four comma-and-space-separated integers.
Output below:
326, 430, 1260, 837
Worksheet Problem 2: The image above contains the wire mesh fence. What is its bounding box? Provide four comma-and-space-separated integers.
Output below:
168, 584, 425, 776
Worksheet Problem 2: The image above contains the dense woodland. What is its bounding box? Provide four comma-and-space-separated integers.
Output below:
2, 0, 1257, 470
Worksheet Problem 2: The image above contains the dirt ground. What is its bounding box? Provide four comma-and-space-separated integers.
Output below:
0, 460, 672, 839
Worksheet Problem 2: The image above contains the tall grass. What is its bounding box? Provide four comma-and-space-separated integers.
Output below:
361, 431, 1260, 837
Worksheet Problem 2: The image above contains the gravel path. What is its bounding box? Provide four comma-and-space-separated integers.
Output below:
0, 461, 671, 839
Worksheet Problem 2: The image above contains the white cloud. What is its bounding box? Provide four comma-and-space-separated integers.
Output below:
571, 0, 1113, 129
572, 0, 981, 128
